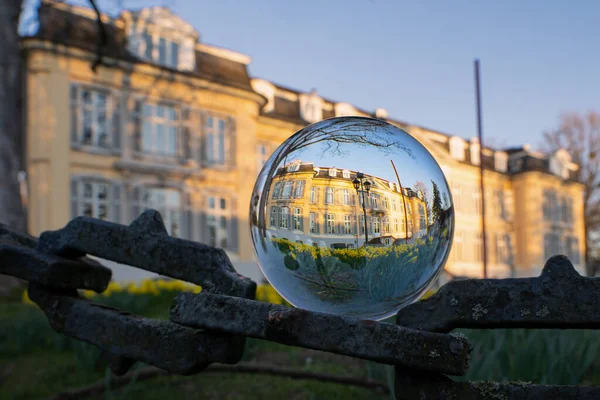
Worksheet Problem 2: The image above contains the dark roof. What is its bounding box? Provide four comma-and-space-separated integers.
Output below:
263, 97, 304, 124
28, 3, 254, 92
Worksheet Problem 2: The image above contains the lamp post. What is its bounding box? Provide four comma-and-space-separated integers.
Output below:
353, 172, 371, 247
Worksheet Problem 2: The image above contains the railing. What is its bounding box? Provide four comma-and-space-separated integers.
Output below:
1, 210, 599, 399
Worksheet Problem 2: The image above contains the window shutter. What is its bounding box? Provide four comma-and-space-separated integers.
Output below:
132, 98, 143, 152
130, 186, 141, 223
112, 182, 122, 224
70, 178, 79, 219
182, 191, 193, 240
229, 197, 239, 252
70, 84, 79, 145
227, 116, 236, 169
199, 111, 208, 168
111, 90, 121, 150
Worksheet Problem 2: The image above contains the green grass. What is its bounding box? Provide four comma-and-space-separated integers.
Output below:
0, 291, 391, 400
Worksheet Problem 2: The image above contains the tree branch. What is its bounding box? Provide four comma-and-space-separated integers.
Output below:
89, 0, 108, 73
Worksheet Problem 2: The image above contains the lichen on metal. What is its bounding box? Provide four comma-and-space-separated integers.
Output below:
170, 291, 471, 376
396, 255, 600, 333
28, 283, 244, 375
37, 210, 256, 298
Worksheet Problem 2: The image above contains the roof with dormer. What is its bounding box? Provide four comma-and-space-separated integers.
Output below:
26, 0, 254, 92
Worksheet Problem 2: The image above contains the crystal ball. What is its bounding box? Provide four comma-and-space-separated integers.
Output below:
250, 117, 454, 320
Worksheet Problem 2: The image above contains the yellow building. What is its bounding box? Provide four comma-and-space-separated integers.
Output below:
21, 1, 585, 282
264, 161, 428, 249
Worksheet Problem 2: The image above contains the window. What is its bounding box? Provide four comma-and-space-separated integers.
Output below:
496, 233, 511, 264
370, 193, 381, 209
142, 33, 180, 69
71, 87, 112, 149
453, 231, 464, 261
494, 190, 506, 220
382, 217, 390, 234
419, 204, 426, 230
287, 163, 300, 172
392, 198, 397, 211
394, 218, 399, 233
342, 170, 351, 179
344, 215, 352, 235
342, 189, 350, 205
142, 188, 181, 237
257, 144, 269, 172
495, 152, 508, 172
72, 180, 120, 223
294, 181, 305, 198
452, 184, 461, 212
310, 186, 319, 204
142, 104, 178, 157
204, 116, 228, 166
560, 197, 573, 224
309, 212, 319, 234
280, 207, 289, 229
359, 215, 366, 236
270, 206, 278, 227
382, 196, 389, 210
473, 189, 482, 215
474, 233, 483, 262
325, 187, 334, 205
206, 195, 230, 248
293, 208, 303, 230
373, 217, 380, 234
282, 182, 294, 199
272, 182, 283, 199
543, 190, 558, 222
544, 232, 560, 260
326, 214, 336, 234
565, 236, 580, 264
328, 168, 337, 177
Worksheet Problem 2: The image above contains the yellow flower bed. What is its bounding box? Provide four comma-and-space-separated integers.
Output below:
22, 279, 437, 307
22, 278, 202, 305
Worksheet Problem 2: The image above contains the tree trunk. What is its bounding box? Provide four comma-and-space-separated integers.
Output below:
0, 0, 26, 295
0, 0, 26, 232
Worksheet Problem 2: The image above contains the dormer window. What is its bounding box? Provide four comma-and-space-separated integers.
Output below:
449, 137, 466, 161
299, 91, 323, 123
494, 152, 508, 173
334, 102, 359, 117
328, 168, 337, 177
342, 170, 351, 179
469, 139, 480, 165
142, 32, 180, 69
549, 149, 571, 179
287, 163, 300, 172
124, 7, 198, 71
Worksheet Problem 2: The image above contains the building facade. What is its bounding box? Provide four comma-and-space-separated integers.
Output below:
20, 1, 586, 282
265, 161, 428, 249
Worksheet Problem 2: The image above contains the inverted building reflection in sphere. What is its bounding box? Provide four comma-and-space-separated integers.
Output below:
250, 117, 454, 320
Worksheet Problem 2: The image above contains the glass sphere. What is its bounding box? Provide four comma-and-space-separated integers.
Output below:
250, 117, 454, 320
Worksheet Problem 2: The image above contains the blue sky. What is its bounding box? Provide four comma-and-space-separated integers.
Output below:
21, 0, 600, 149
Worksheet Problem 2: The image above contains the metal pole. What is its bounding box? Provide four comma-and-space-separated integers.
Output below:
390, 160, 409, 244
475, 59, 488, 279
361, 186, 369, 246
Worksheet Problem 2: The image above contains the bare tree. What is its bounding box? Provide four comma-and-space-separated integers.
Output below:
542, 111, 600, 276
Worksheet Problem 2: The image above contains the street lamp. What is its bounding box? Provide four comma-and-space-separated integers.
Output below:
353, 172, 371, 247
